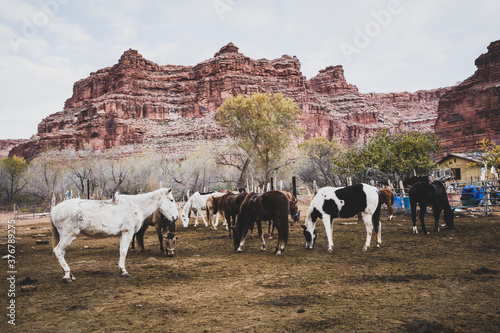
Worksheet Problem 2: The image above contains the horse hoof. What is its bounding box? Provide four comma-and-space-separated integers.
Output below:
260, 247, 266, 251
376, 243, 382, 248
362, 246, 368, 252
327, 248, 334, 254
268, 236, 274, 240
120, 271, 131, 278
275, 250, 282, 255
63, 277, 73, 283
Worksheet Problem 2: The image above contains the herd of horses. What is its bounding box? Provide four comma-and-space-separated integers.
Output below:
50, 177, 455, 282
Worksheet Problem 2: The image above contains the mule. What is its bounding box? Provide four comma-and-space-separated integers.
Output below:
233, 191, 290, 255
302, 183, 382, 252
212, 192, 247, 237
409, 181, 454, 234
181, 191, 218, 228
50, 188, 178, 282
131, 210, 177, 257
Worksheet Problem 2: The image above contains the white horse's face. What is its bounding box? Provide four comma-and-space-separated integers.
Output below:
159, 189, 179, 222
180, 213, 189, 228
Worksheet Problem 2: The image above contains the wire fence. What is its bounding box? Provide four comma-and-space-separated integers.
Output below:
12, 201, 52, 220
391, 179, 500, 216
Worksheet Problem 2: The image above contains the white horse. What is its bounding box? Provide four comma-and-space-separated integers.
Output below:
301, 183, 381, 252
51, 188, 179, 282
181, 191, 220, 228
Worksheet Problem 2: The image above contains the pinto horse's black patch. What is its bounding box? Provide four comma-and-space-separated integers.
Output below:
311, 207, 323, 222
322, 184, 368, 219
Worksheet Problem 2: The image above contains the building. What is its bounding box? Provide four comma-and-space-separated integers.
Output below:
436, 153, 486, 183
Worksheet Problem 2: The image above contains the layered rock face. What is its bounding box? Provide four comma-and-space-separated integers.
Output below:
0, 139, 28, 159
11, 43, 447, 160
435, 40, 500, 155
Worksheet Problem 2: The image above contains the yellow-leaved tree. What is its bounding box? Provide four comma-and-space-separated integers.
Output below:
216, 93, 303, 185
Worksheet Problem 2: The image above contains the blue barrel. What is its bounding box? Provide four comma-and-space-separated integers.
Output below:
403, 197, 411, 214
393, 196, 403, 214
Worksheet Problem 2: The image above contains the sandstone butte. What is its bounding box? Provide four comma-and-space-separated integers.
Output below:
7, 41, 497, 160
435, 39, 500, 155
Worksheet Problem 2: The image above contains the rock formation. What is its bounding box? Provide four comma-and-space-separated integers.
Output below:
435, 40, 500, 155
10, 42, 448, 160
0, 139, 27, 159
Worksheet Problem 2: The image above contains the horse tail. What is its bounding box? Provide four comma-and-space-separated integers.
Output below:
50, 214, 60, 249
390, 191, 394, 205
372, 191, 382, 234
280, 194, 289, 243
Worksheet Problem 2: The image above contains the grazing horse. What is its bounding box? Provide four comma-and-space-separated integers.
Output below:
50, 188, 179, 282
233, 191, 290, 255
409, 181, 454, 234
181, 191, 217, 228
268, 190, 300, 238
212, 192, 247, 237
302, 183, 382, 252
205, 192, 226, 229
131, 210, 177, 257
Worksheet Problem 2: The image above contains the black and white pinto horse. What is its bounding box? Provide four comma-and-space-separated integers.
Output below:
51, 188, 179, 282
302, 183, 382, 252
409, 181, 454, 234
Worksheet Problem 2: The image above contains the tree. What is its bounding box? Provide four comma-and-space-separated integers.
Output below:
296, 137, 343, 188
216, 93, 303, 183
0, 155, 28, 202
476, 139, 500, 171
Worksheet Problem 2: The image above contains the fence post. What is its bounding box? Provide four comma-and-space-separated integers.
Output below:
292, 177, 297, 199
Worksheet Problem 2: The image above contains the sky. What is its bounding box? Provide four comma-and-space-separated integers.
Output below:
0, 0, 499, 140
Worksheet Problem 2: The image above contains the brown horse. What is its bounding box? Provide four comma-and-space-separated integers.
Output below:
234, 191, 289, 255
268, 190, 300, 238
212, 192, 247, 237
357, 188, 394, 221
205, 192, 228, 229
131, 210, 177, 256
379, 188, 395, 220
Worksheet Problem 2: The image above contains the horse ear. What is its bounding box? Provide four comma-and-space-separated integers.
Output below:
166, 188, 172, 194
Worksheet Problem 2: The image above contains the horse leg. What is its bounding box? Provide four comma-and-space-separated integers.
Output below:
433, 205, 442, 232
118, 231, 134, 277
200, 208, 209, 227
155, 223, 165, 254
194, 210, 199, 227
135, 224, 148, 251
322, 215, 334, 253
362, 214, 374, 252
419, 204, 429, 235
268, 221, 275, 240
410, 200, 418, 234
257, 221, 266, 251
274, 218, 288, 255
387, 202, 393, 221
53, 232, 77, 282
236, 221, 251, 253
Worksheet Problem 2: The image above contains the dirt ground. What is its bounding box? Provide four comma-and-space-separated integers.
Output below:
1, 203, 499, 333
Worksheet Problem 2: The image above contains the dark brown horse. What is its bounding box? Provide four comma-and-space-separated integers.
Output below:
234, 190, 289, 255
409, 181, 454, 234
212, 192, 247, 237
268, 190, 300, 238
131, 210, 177, 256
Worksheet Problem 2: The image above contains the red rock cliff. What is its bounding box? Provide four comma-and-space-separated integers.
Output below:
10, 43, 448, 160
435, 40, 500, 155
